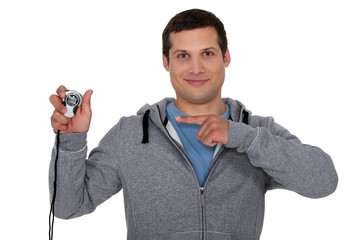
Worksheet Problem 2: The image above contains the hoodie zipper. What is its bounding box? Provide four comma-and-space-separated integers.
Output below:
200, 187, 205, 240
156, 104, 231, 240
156, 105, 206, 238
199, 146, 227, 240
197, 104, 242, 239
164, 131, 207, 238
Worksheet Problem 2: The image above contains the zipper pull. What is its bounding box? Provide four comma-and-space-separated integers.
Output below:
200, 187, 205, 207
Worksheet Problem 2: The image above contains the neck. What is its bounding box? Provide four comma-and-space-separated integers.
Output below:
174, 97, 226, 116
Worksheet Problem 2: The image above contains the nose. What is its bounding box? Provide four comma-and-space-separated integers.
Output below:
188, 56, 204, 75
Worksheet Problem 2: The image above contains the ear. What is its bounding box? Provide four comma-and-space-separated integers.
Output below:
224, 48, 231, 67
162, 54, 169, 71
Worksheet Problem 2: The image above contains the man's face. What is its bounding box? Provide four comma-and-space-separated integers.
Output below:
163, 27, 231, 106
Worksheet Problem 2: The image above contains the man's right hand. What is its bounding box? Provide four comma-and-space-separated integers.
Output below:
50, 85, 93, 133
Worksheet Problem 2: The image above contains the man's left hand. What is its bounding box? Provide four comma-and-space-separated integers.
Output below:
176, 115, 229, 147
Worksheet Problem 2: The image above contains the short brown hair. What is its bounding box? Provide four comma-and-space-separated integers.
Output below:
162, 9, 228, 62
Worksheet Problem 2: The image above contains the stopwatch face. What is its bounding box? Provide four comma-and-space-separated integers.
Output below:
66, 94, 79, 106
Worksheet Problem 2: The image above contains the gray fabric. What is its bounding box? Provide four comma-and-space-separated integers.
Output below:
49, 97, 338, 240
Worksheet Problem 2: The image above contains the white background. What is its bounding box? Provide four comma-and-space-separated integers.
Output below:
1, 0, 359, 239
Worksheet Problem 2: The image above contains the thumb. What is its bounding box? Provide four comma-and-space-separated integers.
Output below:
82, 89, 93, 106
80, 89, 93, 115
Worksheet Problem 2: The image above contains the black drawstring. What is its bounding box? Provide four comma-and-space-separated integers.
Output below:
242, 110, 249, 124
49, 129, 60, 240
142, 110, 150, 144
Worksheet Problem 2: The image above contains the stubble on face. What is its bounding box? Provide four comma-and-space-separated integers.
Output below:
163, 27, 230, 114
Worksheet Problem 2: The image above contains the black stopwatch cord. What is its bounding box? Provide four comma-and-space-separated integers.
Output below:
49, 129, 60, 240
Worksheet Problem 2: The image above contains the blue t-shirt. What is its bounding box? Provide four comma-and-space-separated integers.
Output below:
166, 102, 230, 186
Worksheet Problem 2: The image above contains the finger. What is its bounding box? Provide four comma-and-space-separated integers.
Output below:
196, 117, 214, 140
79, 89, 93, 116
197, 116, 224, 139
52, 110, 70, 125
51, 116, 68, 132
82, 89, 93, 108
199, 129, 219, 147
197, 123, 214, 145
176, 115, 209, 125
49, 94, 67, 114
56, 85, 68, 99
204, 140, 218, 147
197, 129, 218, 147
52, 124, 68, 132
197, 118, 229, 145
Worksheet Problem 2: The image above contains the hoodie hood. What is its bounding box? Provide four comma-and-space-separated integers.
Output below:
137, 97, 250, 144
137, 97, 250, 122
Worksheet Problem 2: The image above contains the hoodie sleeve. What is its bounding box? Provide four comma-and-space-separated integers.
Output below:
49, 121, 122, 219
226, 116, 338, 198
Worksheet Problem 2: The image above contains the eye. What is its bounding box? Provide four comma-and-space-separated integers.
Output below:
203, 51, 214, 57
178, 53, 189, 59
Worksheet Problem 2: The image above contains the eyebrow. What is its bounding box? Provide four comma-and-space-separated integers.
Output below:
203, 47, 220, 52
172, 49, 188, 55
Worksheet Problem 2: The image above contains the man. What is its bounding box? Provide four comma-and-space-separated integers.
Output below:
49, 9, 338, 240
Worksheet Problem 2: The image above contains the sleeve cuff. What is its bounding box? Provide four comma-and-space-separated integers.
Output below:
226, 121, 259, 152
55, 132, 88, 152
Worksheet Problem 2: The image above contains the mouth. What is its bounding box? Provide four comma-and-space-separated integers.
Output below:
185, 78, 209, 86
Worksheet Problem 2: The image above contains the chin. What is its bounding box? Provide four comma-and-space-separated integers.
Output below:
177, 88, 221, 105
185, 95, 216, 105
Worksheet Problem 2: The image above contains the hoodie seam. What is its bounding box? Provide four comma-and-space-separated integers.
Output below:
68, 152, 84, 218
117, 118, 139, 239
253, 190, 264, 239
246, 127, 260, 153
59, 146, 87, 217
57, 144, 87, 154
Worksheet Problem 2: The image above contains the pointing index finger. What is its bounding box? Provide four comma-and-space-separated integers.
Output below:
56, 85, 68, 99
175, 115, 210, 125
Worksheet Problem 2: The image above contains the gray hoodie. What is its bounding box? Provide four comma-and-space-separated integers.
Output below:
49, 98, 338, 240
